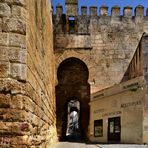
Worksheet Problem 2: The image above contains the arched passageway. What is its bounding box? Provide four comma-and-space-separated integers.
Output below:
56, 57, 90, 141
66, 99, 80, 141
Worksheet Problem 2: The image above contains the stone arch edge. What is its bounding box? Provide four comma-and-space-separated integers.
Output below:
55, 50, 92, 85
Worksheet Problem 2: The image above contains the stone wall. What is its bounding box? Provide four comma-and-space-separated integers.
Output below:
0, 0, 57, 147
144, 84, 148, 143
121, 35, 144, 82
0, 0, 27, 147
143, 33, 148, 144
143, 34, 148, 82
53, 4, 148, 93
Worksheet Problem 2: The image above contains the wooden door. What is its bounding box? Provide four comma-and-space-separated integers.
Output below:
108, 117, 121, 142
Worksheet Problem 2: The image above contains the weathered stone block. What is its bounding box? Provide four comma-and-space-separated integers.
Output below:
13, 0, 26, 6
0, 108, 8, 120
0, 122, 11, 134
11, 135, 31, 146
0, 18, 2, 31
9, 48, 27, 64
26, 112, 44, 127
25, 83, 39, 103
0, 121, 30, 138
11, 94, 23, 109
5, 122, 31, 135
31, 135, 45, 145
23, 96, 35, 113
0, 47, 7, 61
0, 78, 26, 95
0, 94, 10, 108
100, 6, 108, 16
65, 3, 78, 16
12, 5, 26, 20
135, 5, 144, 17
0, 62, 10, 78
3, 0, 26, 6
10, 63, 26, 81
81, 6, 87, 16
123, 6, 133, 18
11, 94, 38, 113
26, 68, 38, 92
1, 109, 26, 122
10, 145, 28, 148
9, 33, 26, 47
3, 18, 26, 35
0, 46, 27, 63
46, 125, 57, 145
0, 135, 11, 147
90, 6, 98, 16
0, 32, 8, 46
0, 3, 10, 17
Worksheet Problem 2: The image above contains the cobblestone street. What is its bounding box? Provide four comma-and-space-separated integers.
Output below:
51, 142, 148, 148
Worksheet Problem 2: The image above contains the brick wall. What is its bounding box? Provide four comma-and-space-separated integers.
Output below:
0, 0, 57, 147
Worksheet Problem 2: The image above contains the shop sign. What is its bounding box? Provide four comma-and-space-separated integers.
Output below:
121, 100, 142, 108
93, 93, 104, 99
102, 111, 122, 117
123, 82, 139, 90
94, 108, 105, 114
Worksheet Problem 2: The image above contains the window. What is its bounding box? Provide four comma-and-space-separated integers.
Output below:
68, 17, 76, 34
94, 119, 103, 137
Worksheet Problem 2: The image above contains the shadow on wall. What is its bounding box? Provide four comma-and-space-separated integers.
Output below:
55, 57, 90, 141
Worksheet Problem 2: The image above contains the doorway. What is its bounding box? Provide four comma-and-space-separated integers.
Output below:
108, 117, 121, 142
56, 57, 90, 141
66, 99, 81, 141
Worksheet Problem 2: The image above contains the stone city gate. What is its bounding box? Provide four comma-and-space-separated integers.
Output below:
56, 57, 90, 140
53, 0, 148, 142
0, 0, 148, 147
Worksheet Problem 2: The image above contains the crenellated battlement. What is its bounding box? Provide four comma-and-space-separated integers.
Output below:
53, 4, 148, 35
54, 4, 148, 17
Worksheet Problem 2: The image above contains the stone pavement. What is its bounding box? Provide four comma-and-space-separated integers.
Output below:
51, 142, 148, 148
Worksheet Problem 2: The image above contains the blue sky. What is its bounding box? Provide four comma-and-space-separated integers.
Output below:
51, 0, 148, 15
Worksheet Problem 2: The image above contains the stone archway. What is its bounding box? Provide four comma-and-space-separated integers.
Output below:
56, 57, 90, 141
66, 98, 81, 141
